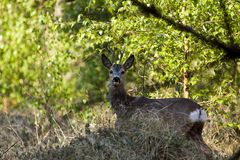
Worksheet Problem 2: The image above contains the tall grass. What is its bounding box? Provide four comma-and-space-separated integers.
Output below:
0, 106, 238, 160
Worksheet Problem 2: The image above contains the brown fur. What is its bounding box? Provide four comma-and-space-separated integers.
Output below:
102, 54, 212, 156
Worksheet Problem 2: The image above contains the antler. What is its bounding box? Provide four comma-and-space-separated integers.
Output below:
119, 46, 125, 63
106, 45, 116, 63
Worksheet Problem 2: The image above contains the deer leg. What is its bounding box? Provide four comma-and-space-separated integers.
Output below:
186, 122, 204, 140
186, 122, 213, 158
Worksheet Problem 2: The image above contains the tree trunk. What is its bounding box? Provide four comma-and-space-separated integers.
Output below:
183, 69, 190, 98
182, 0, 190, 98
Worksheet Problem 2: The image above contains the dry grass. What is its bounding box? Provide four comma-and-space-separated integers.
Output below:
203, 121, 240, 157
0, 106, 239, 160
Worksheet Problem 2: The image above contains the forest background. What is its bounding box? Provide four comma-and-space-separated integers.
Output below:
0, 0, 239, 159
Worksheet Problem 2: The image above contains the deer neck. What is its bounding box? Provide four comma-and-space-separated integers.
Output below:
108, 83, 132, 116
109, 83, 128, 105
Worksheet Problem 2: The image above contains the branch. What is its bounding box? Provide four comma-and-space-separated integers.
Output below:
131, 0, 240, 60
0, 142, 18, 159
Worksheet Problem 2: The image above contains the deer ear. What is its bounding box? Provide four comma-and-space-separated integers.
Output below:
101, 54, 112, 69
123, 55, 134, 70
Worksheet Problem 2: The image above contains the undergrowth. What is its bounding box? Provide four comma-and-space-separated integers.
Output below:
0, 106, 239, 160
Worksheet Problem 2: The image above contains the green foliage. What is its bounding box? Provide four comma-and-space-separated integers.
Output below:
0, 0, 239, 130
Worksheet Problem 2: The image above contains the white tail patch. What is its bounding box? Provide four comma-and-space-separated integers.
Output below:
189, 109, 208, 122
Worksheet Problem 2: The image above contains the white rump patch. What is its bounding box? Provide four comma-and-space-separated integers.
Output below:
189, 109, 208, 122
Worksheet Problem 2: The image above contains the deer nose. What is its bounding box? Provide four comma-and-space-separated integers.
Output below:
113, 77, 120, 83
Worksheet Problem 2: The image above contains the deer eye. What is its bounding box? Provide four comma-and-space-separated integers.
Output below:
121, 71, 125, 74
109, 70, 113, 74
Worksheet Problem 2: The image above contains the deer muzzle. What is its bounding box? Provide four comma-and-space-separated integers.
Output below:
112, 77, 120, 85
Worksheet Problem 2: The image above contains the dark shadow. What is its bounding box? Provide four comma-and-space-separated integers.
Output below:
228, 148, 240, 160
55, 0, 118, 32
62, 0, 113, 22
219, 0, 234, 45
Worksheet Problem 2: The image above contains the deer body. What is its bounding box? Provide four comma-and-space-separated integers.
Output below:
102, 53, 210, 153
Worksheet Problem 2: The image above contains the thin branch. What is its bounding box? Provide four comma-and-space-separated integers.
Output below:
142, 60, 148, 96
106, 45, 116, 63
6, 115, 24, 146
0, 142, 18, 159
119, 45, 126, 63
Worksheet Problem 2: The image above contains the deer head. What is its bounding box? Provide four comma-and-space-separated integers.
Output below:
101, 53, 134, 87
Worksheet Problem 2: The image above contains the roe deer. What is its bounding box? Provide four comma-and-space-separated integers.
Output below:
101, 52, 211, 153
